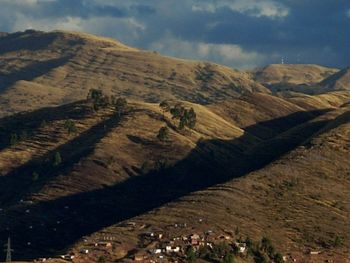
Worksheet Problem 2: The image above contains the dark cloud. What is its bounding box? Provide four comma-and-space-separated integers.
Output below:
0, 0, 349, 69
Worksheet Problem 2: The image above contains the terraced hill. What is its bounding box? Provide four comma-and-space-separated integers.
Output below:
251, 64, 338, 86
250, 64, 348, 95
321, 67, 350, 91
0, 30, 349, 263
0, 30, 268, 117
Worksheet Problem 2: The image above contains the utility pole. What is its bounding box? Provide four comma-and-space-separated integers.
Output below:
4, 237, 13, 262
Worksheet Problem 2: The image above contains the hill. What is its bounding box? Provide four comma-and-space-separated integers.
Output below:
250, 64, 342, 94
71, 105, 350, 263
0, 30, 268, 117
321, 67, 350, 91
251, 64, 338, 86
0, 30, 349, 263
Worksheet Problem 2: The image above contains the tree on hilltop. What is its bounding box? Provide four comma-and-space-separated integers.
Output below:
157, 126, 169, 141
115, 97, 128, 117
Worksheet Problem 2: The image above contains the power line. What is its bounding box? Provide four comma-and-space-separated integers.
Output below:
4, 237, 13, 262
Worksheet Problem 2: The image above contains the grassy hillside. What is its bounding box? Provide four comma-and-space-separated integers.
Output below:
75, 105, 350, 263
321, 67, 350, 91
0, 30, 268, 117
251, 64, 338, 86
0, 95, 347, 261
0, 30, 349, 263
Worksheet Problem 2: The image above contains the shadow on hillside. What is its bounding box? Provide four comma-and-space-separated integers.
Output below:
0, 108, 336, 260
0, 30, 84, 56
0, 100, 92, 151
0, 109, 126, 205
0, 31, 57, 55
0, 55, 72, 92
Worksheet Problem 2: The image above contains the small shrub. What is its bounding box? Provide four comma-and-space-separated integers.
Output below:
10, 133, 18, 146
187, 247, 197, 263
274, 253, 284, 263
223, 253, 235, 263
64, 120, 77, 135
157, 126, 169, 141
32, 172, 39, 182
53, 152, 62, 166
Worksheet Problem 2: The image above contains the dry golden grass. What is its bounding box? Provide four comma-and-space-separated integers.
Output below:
251, 64, 338, 85
0, 30, 349, 263
88, 106, 350, 262
0, 30, 268, 117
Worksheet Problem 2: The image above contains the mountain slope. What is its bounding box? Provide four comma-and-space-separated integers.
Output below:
321, 67, 350, 91
81, 105, 350, 262
0, 30, 349, 263
0, 30, 268, 116
251, 64, 338, 85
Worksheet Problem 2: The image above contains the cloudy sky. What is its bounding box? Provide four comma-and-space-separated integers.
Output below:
0, 0, 349, 69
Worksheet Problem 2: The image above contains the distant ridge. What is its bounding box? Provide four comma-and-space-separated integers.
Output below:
321, 66, 350, 91
251, 64, 338, 85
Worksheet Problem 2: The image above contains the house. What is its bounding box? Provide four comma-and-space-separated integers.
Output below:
172, 247, 181, 253
165, 246, 181, 253
95, 242, 112, 248
134, 252, 148, 261
190, 234, 201, 246
143, 231, 163, 240
80, 249, 89, 254
60, 255, 75, 261
125, 221, 136, 227
310, 251, 322, 255
235, 242, 247, 253
153, 248, 162, 254
206, 242, 213, 249
165, 246, 172, 253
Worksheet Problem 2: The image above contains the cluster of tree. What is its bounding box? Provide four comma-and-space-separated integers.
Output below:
186, 236, 284, 263
159, 101, 197, 131
87, 89, 110, 111
157, 126, 169, 142
9, 130, 32, 146
87, 88, 128, 116
140, 159, 169, 175
245, 237, 284, 263
190, 242, 236, 263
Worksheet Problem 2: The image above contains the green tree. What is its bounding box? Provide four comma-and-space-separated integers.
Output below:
170, 103, 185, 120
334, 236, 342, 247
187, 247, 197, 263
53, 152, 62, 166
274, 253, 284, 263
235, 226, 240, 236
157, 126, 169, 141
169, 104, 197, 130
64, 120, 77, 135
140, 161, 153, 175
261, 237, 272, 252
10, 133, 18, 146
40, 120, 48, 128
187, 107, 197, 129
223, 253, 235, 263
87, 88, 103, 101
115, 97, 128, 116
32, 172, 39, 182
212, 242, 231, 259
20, 130, 28, 140
87, 88, 110, 111
97, 256, 106, 263
159, 101, 170, 115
